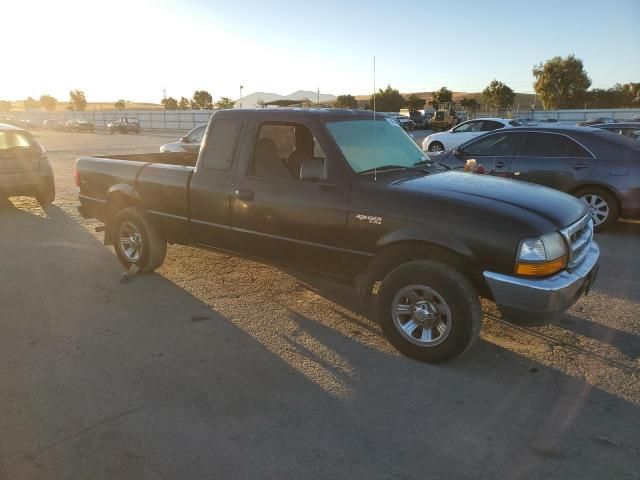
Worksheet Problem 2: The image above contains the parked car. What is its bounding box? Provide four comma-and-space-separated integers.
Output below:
576, 117, 617, 127
107, 117, 140, 134
76, 109, 598, 364
422, 118, 521, 152
65, 120, 95, 133
538, 118, 559, 124
0, 115, 33, 130
627, 115, 640, 122
0, 122, 55, 205
394, 116, 416, 131
591, 122, 640, 140
42, 119, 64, 131
433, 126, 640, 230
160, 124, 207, 153
408, 111, 429, 129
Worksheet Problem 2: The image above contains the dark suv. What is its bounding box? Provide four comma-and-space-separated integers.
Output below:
0, 123, 55, 205
435, 126, 640, 230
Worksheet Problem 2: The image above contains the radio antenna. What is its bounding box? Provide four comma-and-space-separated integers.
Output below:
373, 55, 377, 182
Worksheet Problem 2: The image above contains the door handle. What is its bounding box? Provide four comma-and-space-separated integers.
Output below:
572, 163, 590, 170
233, 189, 254, 201
493, 161, 506, 168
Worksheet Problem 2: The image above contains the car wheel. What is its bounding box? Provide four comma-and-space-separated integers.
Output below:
428, 142, 444, 152
377, 260, 482, 363
112, 207, 167, 272
36, 178, 56, 206
575, 187, 619, 231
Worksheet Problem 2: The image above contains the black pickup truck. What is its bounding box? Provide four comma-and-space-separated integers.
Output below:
76, 109, 600, 363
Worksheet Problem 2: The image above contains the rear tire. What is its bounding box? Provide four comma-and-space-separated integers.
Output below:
36, 178, 55, 206
574, 187, 618, 231
112, 207, 167, 272
377, 260, 481, 363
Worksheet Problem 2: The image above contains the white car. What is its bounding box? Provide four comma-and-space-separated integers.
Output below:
422, 118, 521, 153
160, 124, 207, 153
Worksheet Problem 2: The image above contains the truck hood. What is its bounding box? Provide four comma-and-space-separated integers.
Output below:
390, 171, 587, 229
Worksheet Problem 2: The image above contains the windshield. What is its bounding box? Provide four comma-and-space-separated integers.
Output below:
326, 118, 427, 173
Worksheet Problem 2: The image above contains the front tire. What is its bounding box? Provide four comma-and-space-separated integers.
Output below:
112, 207, 167, 272
377, 260, 481, 363
574, 187, 618, 231
428, 142, 444, 152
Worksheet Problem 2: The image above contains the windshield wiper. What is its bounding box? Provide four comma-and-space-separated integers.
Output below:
358, 164, 430, 175
414, 158, 451, 170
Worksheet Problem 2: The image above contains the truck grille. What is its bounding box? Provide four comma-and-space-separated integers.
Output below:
561, 214, 593, 269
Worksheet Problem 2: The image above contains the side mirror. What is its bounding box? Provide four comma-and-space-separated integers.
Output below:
181, 136, 190, 143
453, 148, 463, 159
300, 157, 324, 181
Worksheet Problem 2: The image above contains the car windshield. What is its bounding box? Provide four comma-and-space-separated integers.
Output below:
326, 118, 427, 173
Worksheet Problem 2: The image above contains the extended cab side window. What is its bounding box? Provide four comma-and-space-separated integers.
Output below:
200, 119, 243, 170
519, 133, 591, 158
251, 122, 326, 181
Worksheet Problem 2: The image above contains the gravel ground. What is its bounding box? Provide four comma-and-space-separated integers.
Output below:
1, 130, 639, 479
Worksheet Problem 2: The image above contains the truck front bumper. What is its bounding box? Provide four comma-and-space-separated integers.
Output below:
483, 242, 600, 317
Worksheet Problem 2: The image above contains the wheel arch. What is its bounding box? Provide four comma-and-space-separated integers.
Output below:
358, 235, 482, 298
104, 185, 145, 245
570, 183, 622, 216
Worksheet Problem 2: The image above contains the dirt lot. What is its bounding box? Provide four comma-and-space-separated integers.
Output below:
1, 130, 639, 479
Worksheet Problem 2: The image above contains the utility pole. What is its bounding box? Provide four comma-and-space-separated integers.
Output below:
240, 85, 243, 109
317, 88, 320, 107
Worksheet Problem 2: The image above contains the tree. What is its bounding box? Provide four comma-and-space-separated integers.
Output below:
370, 85, 405, 112
431, 87, 453, 109
25, 96, 40, 110
405, 94, 425, 112
192, 90, 213, 110
334, 94, 358, 109
533, 55, 591, 109
114, 99, 126, 110
0, 100, 11, 112
460, 97, 480, 110
69, 90, 87, 111
40, 95, 58, 111
161, 96, 178, 110
214, 97, 236, 109
178, 96, 190, 110
481, 80, 515, 110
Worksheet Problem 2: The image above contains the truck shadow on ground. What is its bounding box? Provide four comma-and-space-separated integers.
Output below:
0, 199, 638, 480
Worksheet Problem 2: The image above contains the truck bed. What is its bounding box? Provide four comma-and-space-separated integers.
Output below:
76, 153, 195, 243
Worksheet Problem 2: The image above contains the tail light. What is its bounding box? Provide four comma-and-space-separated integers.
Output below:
73, 168, 81, 187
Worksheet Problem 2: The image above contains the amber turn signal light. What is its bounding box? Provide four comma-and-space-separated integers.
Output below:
515, 256, 568, 277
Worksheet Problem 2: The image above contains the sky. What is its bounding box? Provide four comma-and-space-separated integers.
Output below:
3, 0, 639, 103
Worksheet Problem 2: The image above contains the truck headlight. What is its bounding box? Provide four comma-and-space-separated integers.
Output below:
515, 232, 568, 276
